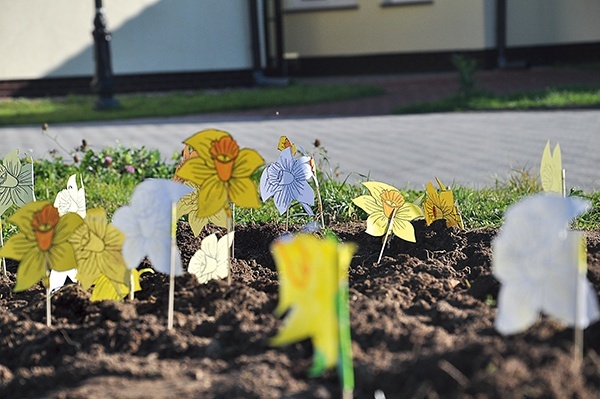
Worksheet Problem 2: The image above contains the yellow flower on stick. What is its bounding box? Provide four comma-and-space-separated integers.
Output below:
424, 178, 463, 228
352, 181, 422, 242
69, 208, 129, 292
270, 233, 356, 377
175, 129, 264, 218
540, 140, 564, 195
0, 201, 83, 292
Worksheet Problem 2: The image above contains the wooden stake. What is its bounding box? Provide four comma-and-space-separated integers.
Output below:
167, 202, 176, 330
377, 208, 398, 264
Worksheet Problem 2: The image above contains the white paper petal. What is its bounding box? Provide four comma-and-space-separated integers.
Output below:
495, 283, 542, 335
49, 269, 78, 293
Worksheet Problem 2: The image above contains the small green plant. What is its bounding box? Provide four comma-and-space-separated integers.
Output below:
452, 54, 478, 95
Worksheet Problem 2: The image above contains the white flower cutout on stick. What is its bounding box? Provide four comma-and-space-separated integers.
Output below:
49, 173, 87, 292
188, 231, 234, 284
112, 179, 193, 275
260, 147, 314, 215
492, 194, 600, 335
54, 174, 86, 218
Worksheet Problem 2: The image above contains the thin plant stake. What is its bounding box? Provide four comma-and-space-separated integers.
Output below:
311, 158, 325, 228
575, 234, 586, 370
129, 272, 135, 301
226, 206, 233, 286
167, 202, 177, 330
377, 208, 398, 264
1, 221, 6, 277
45, 267, 52, 327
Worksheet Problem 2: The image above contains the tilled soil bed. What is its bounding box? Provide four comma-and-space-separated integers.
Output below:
1, 220, 600, 398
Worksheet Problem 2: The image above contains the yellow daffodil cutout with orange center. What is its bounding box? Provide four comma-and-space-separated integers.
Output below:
352, 181, 422, 242
0, 201, 83, 291
175, 129, 264, 218
424, 178, 464, 229
270, 233, 356, 376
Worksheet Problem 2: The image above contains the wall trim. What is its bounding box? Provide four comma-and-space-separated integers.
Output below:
286, 41, 600, 76
0, 69, 255, 98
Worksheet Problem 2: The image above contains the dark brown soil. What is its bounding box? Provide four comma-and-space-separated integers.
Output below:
1, 220, 600, 399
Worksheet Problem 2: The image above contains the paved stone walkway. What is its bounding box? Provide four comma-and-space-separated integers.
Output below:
1, 66, 599, 191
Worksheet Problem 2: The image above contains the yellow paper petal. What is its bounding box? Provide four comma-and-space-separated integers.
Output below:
0, 233, 36, 261
540, 140, 563, 194
365, 212, 388, 237
175, 157, 214, 187
184, 129, 230, 160
53, 212, 84, 245
228, 177, 262, 210
14, 250, 46, 292
47, 242, 79, 272
231, 148, 265, 179
196, 175, 228, 218
352, 194, 381, 216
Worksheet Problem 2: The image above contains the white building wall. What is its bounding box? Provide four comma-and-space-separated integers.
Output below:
0, 0, 253, 81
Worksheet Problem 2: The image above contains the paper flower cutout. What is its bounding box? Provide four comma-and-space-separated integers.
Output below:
175, 129, 264, 218
0, 149, 35, 216
0, 201, 83, 291
270, 233, 356, 376
260, 147, 314, 215
112, 179, 193, 275
352, 181, 423, 242
492, 194, 600, 335
278, 135, 297, 155
68, 208, 128, 290
540, 140, 563, 194
188, 231, 235, 284
90, 268, 151, 301
176, 182, 228, 237
49, 173, 87, 292
54, 174, 86, 218
424, 178, 463, 228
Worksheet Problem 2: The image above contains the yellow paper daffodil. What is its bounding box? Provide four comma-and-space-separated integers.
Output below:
175, 129, 264, 218
540, 140, 563, 194
423, 178, 463, 228
69, 208, 129, 290
0, 201, 83, 292
176, 181, 228, 236
352, 181, 422, 242
270, 233, 356, 376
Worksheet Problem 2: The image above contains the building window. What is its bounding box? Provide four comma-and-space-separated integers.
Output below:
284, 0, 358, 12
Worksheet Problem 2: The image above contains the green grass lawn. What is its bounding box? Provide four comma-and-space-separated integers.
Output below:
0, 84, 383, 126
394, 86, 600, 114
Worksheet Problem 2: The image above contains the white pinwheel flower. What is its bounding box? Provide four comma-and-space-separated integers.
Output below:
260, 147, 314, 215
492, 193, 600, 335
112, 179, 193, 275
188, 231, 234, 284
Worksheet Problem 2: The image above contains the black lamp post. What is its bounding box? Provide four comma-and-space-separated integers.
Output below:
91, 0, 120, 109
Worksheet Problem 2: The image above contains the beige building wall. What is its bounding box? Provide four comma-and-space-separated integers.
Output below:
283, 0, 493, 58
0, 0, 253, 81
507, 0, 600, 47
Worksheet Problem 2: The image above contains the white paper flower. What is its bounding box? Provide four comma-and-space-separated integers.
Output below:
112, 179, 193, 275
260, 147, 314, 215
54, 174, 86, 218
492, 193, 600, 335
49, 174, 86, 292
188, 231, 234, 284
